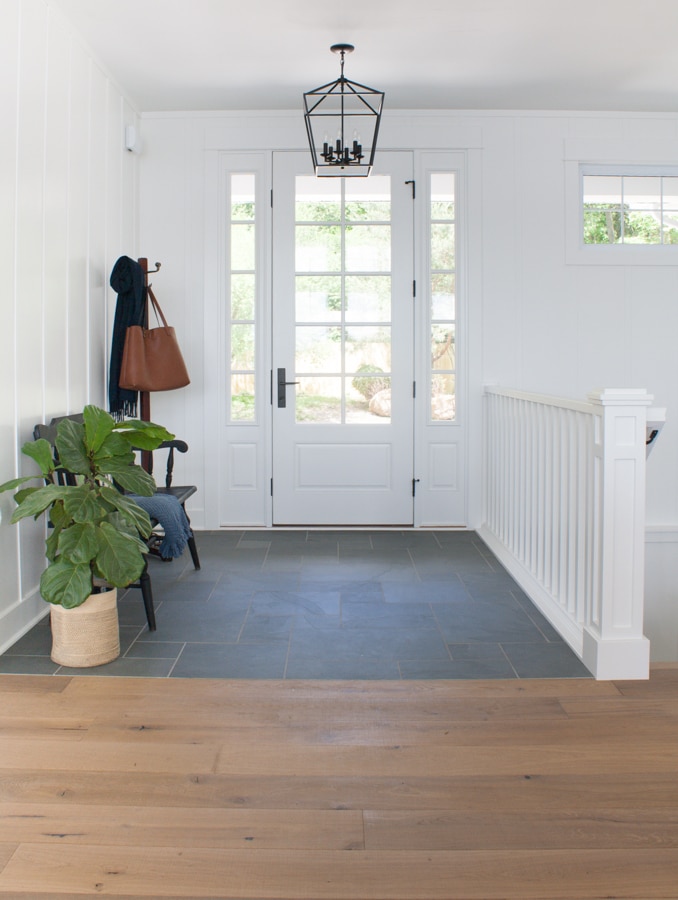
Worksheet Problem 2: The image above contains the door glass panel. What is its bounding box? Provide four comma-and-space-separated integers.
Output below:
429, 173, 456, 421
294, 175, 394, 424
345, 225, 391, 271
296, 376, 341, 423
295, 275, 342, 322
345, 275, 390, 321
296, 225, 342, 271
295, 326, 342, 372
228, 173, 256, 423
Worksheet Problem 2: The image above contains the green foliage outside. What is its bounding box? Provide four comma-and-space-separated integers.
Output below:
584, 204, 678, 244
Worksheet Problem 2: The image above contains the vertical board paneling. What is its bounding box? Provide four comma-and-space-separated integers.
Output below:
15, 0, 49, 593
0, 0, 22, 622
43, 8, 70, 417
0, 0, 139, 654
66, 42, 90, 411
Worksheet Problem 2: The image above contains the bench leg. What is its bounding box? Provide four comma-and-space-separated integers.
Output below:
139, 566, 156, 631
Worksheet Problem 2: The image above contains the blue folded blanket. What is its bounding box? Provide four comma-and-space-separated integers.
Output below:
129, 493, 192, 559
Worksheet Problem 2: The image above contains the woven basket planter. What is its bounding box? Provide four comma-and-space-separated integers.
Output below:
50, 588, 120, 668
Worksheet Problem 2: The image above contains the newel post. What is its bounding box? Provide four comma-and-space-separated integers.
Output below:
583, 389, 652, 679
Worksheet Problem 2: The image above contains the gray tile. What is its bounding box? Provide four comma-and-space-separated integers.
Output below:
501, 642, 592, 678
141, 601, 249, 643
285, 657, 401, 679
171, 642, 288, 678
382, 579, 471, 604
0, 656, 60, 675
55, 656, 175, 677
125, 640, 185, 659
399, 656, 517, 679
434, 599, 548, 643
341, 599, 436, 630
0, 530, 589, 681
289, 623, 450, 661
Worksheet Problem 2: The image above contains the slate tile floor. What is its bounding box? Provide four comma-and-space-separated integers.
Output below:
0, 530, 591, 680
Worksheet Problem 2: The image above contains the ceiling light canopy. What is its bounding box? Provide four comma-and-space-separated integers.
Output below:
303, 44, 384, 177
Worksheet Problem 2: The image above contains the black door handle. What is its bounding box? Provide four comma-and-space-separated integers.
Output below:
277, 368, 300, 408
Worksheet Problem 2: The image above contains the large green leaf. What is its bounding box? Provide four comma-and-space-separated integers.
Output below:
101, 461, 156, 496
57, 522, 98, 564
95, 521, 147, 587
99, 487, 153, 537
95, 431, 134, 462
21, 439, 55, 476
40, 559, 93, 608
83, 405, 115, 454
62, 485, 106, 524
10, 484, 71, 523
0, 476, 38, 495
116, 419, 174, 450
55, 419, 90, 475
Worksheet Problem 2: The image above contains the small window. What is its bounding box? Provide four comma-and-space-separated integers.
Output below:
583, 173, 678, 245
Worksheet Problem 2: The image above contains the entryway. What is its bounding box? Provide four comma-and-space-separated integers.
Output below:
1, 531, 590, 679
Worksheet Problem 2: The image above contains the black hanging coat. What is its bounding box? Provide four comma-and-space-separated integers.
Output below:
108, 256, 146, 419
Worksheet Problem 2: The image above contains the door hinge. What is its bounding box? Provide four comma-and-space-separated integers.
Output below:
405, 179, 415, 199
412, 477, 420, 497
413, 279, 416, 298
270, 477, 273, 496
270, 189, 273, 207
413, 381, 416, 399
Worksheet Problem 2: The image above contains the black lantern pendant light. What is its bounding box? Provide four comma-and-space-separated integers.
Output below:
303, 44, 384, 177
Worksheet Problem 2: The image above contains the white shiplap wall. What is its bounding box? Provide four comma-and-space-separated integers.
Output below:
0, 0, 139, 652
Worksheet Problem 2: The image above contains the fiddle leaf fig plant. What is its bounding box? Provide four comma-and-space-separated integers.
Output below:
0, 405, 174, 609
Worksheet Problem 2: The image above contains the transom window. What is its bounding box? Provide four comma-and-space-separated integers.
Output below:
583, 170, 678, 245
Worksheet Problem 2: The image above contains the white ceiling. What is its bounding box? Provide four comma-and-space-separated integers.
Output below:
51, 0, 678, 113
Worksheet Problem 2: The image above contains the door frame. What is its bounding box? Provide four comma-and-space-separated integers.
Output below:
204, 145, 480, 529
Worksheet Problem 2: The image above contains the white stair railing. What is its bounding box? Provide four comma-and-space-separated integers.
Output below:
480, 387, 661, 679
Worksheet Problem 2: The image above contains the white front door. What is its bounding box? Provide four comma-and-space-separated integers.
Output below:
271, 152, 415, 525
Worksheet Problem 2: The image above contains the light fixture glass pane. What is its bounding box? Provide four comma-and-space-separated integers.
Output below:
345, 325, 391, 371
346, 375, 391, 423
345, 224, 391, 271
231, 223, 255, 270
231, 324, 255, 369
431, 324, 455, 369
296, 176, 341, 221
296, 325, 342, 372
345, 176, 391, 221
430, 224, 455, 270
230, 374, 255, 422
345, 275, 391, 322
295, 275, 342, 322
296, 225, 342, 271
431, 173, 455, 219
296, 376, 341, 423
231, 274, 255, 320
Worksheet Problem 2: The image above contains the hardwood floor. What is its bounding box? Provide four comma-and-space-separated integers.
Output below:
1, 668, 678, 898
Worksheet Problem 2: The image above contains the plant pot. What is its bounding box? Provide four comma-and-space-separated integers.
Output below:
50, 588, 120, 667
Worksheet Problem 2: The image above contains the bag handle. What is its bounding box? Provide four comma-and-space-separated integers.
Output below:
147, 285, 170, 329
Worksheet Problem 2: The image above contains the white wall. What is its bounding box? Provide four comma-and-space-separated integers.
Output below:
0, 0, 139, 652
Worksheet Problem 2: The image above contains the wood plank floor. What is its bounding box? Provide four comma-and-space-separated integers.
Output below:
1, 668, 678, 899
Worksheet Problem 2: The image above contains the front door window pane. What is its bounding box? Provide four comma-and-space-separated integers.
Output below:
294, 176, 393, 424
